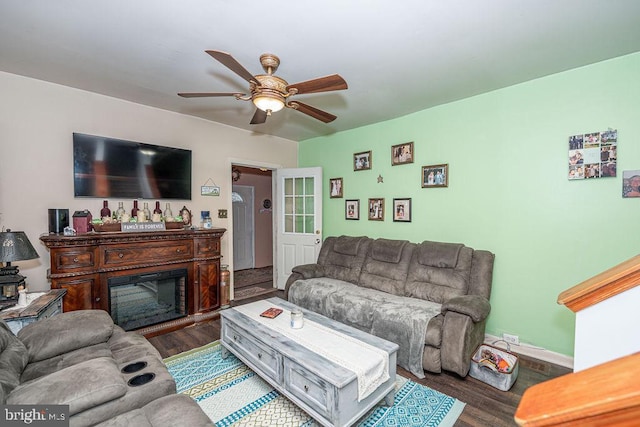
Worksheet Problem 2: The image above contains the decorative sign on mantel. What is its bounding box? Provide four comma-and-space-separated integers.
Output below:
122, 222, 167, 232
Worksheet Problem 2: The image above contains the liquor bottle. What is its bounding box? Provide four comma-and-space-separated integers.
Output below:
163, 203, 173, 218
143, 202, 151, 220
131, 200, 139, 217
115, 202, 126, 221
153, 201, 162, 214
100, 201, 111, 218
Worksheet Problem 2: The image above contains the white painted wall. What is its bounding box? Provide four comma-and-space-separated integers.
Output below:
574, 285, 640, 371
0, 71, 298, 291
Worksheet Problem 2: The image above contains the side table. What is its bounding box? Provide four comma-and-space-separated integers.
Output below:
0, 289, 67, 334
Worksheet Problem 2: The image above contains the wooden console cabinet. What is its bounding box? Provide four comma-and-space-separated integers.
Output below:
40, 228, 226, 318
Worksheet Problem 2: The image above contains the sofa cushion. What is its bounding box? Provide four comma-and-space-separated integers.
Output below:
333, 235, 366, 256
20, 342, 112, 383
18, 310, 114, 363
359, 240, 414, 296
370, 239, 407, 263
94, 394, 212, 427
405, 244, 473, 304
417, 241, 463, 268
7, 357, 127, 415
318, 236, 371, 284
0, 320, 28, 401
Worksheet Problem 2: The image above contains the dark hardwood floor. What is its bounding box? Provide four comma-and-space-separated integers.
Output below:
148, 290, 571, 426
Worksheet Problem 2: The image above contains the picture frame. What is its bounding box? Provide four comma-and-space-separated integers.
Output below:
422, 164, 448, 188
329, 177, 343, 198
391, 142, 414, 166
345, 199, 360, 220
368, 198, 385, 221
354, 151, 372, 171
393, 198, 411, 222
622, 170, 640, 198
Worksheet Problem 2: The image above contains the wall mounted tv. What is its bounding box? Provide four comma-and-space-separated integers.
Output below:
73, 133, 192, 200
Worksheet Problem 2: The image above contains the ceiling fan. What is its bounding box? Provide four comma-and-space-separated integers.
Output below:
178, 50, 348, 125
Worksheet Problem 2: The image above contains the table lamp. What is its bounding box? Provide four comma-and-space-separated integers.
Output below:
0, 229, 39, 309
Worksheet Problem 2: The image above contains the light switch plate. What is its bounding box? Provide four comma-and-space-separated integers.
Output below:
218, 209, 228, 219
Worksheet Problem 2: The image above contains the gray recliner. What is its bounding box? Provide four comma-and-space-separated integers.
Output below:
0, 310, 211, 427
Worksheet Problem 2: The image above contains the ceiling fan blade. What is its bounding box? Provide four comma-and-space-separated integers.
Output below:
289, 101, 337, 123
286, 74, 347, 95
178, 92, 245, 98
206, 50, 259, 85
250, 109, 268, 125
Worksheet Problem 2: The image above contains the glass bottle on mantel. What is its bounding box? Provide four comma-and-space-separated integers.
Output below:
142, 202, 151, 220
100, 201, 111, 218
153, 201, 162, 214
131, 200, 139, 217
115, 202, 126, 221
163, 203, 173, 218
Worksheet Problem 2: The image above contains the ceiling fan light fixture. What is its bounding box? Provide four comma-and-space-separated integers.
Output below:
253, 90, 285, 113
253, 93, 284, 113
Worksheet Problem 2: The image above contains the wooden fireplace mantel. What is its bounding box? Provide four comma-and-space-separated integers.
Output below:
40, 228, 226, 336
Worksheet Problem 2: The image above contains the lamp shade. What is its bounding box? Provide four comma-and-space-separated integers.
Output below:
0, 231, 39, 263
253, 92, 285, 113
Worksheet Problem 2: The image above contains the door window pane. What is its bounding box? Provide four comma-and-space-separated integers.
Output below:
282, 174, 316, 235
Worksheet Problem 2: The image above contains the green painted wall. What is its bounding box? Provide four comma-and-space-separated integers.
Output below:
299, 52, 640, 357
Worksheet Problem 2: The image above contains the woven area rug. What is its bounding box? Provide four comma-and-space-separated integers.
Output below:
164, 341, 465, 427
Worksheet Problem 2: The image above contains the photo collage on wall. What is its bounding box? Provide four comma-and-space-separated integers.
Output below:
568, 129, 617, 180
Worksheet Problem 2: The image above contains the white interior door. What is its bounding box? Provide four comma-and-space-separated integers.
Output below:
274, 167, 322, 289
232, 185, 255, 271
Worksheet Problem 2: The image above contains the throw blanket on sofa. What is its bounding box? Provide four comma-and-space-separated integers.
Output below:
289, 278, 442, 379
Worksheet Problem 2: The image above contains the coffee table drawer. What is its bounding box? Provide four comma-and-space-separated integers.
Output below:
224, 323, 282, 383
284, 358, 335, 419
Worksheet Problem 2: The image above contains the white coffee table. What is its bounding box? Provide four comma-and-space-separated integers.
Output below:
220, 297, 398, 427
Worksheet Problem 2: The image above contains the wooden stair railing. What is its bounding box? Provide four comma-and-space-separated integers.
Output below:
515, 254, 640, 426
514, 352, 640, 426
557, 254, 640, 312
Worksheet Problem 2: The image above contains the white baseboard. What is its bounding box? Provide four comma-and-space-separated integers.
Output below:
484, 334, 574, 370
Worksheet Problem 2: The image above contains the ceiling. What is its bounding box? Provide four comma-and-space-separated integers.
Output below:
2, 1, 640, 142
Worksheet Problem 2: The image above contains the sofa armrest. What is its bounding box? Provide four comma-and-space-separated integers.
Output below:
292, 263, 325, 279
7, 357, 127, 415
284, 264, 325, 299
17, 310, 114, 363
441, 295, 491, 322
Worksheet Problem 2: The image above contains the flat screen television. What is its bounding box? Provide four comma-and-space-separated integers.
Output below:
73, 133, 192, 200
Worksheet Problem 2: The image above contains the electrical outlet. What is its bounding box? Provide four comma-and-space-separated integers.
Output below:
503, 333, 519, 345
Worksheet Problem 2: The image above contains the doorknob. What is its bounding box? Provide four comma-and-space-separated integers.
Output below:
315, 239, 321, 244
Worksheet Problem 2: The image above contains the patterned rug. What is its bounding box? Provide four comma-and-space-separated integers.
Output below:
233, 285, 277, 302
164, 341, 465, 427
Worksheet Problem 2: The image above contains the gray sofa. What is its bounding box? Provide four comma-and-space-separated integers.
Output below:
285, 236, 495, 378
0, 310, 211, 427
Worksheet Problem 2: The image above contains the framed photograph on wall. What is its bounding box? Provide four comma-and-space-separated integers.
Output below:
368, 198, 384, 221
393, 198, 411, 222
345, 199, 360, 220
391, 142, 414, 165
622, 170, 640, 198
354, 151, 372, 171
422, 164, 448, 188
329, 177, 343, 198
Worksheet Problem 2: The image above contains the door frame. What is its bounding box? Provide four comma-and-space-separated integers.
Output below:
228, 158, 282, 300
